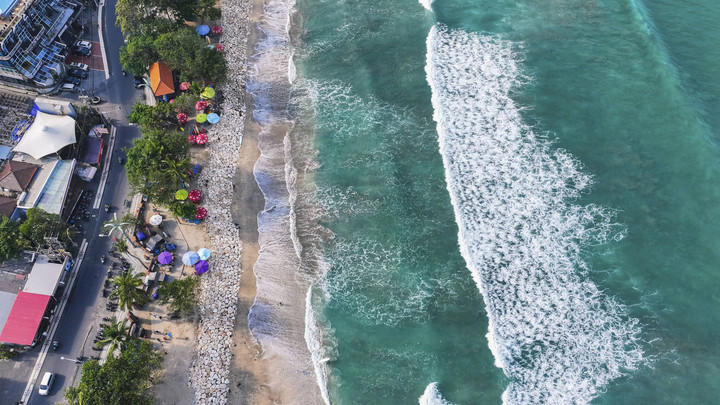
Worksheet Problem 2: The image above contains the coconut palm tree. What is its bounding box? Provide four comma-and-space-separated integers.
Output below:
110, 272, 147, 316
161, 157, 191, 187
94, 317, 129, 355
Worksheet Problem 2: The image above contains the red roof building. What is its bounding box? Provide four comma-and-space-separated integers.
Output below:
0, 292, 51, 346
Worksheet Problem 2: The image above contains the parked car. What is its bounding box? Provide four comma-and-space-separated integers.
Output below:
65, 77, 81, 85
69, 62, 89, 71
38, 371, 54, 395
72, 47, 91, 56
61, 83, 76, 92
75, 40, 92, 49
69, 68, 88, 79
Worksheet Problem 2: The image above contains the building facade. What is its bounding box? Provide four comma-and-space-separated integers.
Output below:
0, 0, 84, 94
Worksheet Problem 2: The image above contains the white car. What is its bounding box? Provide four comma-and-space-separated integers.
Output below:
75, 40, 92, 49
68, 62, 89, 71
38, 371, 54, 395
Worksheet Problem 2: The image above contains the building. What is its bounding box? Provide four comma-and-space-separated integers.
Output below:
0, 0, 84, 93
0, 158, 37, 192
149, 61, 175, 98
0, 255, 69, 346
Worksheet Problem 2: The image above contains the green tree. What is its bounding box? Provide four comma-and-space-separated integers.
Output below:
116, 0, 191, 36
94, 318, 129, 356
0, 216, 23, 262
18, 208, 68, 248
196, 0, 221, 21
128, 102, 176, 132
65, 340, 162, 405
119, 34, 159, 76
158, 276, 200, 317
110, 272, 147, 316
184, 46, 226, 83
169, 200, 196, 219
0, 343, 18, 360
171, 92, 200, 114
154, 27, 227, 83
161, 157, 191, 184
125, 129, 189, 204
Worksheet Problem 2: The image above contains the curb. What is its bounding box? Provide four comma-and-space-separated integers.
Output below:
20, 239, 89, 404
97, 0, 110, 80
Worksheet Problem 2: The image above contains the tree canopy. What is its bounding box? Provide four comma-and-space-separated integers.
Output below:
110, 272, 148, 314
65, 340, 162, 405
119, 35, 159, 76
116, 0, 199, 37
18, 208, 70, 248
158, 276, 200, 317
0, 216, 24, 262
125, 128, 189, 204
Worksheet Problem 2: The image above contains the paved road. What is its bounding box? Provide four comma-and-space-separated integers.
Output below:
18, 0, 144, 402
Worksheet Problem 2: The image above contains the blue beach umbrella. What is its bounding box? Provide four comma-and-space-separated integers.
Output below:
182, 251, 200, 266
206, 113, 219, 124
197, 248, 211, 261
196, 25, 210, 36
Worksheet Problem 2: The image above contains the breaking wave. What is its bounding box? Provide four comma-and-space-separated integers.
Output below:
425, 24, 644, 403
419, 382, 454, 405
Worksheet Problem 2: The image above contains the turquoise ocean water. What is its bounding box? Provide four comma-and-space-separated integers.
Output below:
288, 0, 720, 403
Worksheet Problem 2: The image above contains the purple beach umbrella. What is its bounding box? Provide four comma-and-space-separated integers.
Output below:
194, 260, 209, 275
158, 251, 173, 265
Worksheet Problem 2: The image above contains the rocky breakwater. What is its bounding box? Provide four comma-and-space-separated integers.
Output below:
188, 0, 251, 403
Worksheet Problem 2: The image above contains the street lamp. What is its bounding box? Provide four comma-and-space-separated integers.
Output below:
60, 356, 82, 364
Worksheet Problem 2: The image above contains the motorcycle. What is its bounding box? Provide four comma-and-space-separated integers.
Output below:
100, 255, 106, 264
52, 340, 59, 351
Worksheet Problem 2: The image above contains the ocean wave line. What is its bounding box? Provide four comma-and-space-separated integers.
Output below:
425, 24, 644, 404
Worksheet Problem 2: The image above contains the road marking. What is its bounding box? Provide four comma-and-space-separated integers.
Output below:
98, 0, 110, 79
20, 239, 89, 404
93, 125, 117, 210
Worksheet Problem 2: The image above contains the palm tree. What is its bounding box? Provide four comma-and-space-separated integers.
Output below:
94, 317, 129, 355
103, 213, 131, 240
110, 272, 147, 316
161, 157, 191, 187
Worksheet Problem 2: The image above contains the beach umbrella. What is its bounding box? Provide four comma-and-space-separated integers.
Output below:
187, 134, 197, 144
177, 112, 188, 124
195, 132, 208, 145
197, 248, 211, 261
211, 25, 223, 35
182, 251, 200, 266
201, 87, 215, 99
195, 206, 208, 220
196, 113, 207, 124
207, 113, 220, 124
180, 81, 190, 91
158, 251, 173, 265
194, 260, 209, 275
195, 100, 208, 111
135, 231, 146, 241
196, 25, 210, 36
188, 189, 202, 203
215, 43, 225, 52
175, 189, 188, 200
149, 214, 163, 226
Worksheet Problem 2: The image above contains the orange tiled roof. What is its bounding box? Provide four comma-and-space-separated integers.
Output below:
149, 62, 175, 97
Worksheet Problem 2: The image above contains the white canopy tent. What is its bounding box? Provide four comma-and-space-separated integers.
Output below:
13, 112, 77, 159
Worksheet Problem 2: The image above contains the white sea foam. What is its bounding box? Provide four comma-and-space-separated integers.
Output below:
418, 0, 434, 12
419, 382, 454, 405
425, 24, 644, 403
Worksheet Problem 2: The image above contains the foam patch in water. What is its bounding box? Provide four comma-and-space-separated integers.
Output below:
419, 382, 454, 405
425, 24, 644, 404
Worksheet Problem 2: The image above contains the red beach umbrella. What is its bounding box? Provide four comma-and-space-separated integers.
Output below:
177, 112, 188, 124
215, 43, 225, 52
180, 82, 190, 91
195, 206, 207, 220
188, 189, 202, 203
211, 25, 223, 35
195, 100, 208, 111
187, 134, 197, 144
196, 132, 209, 145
